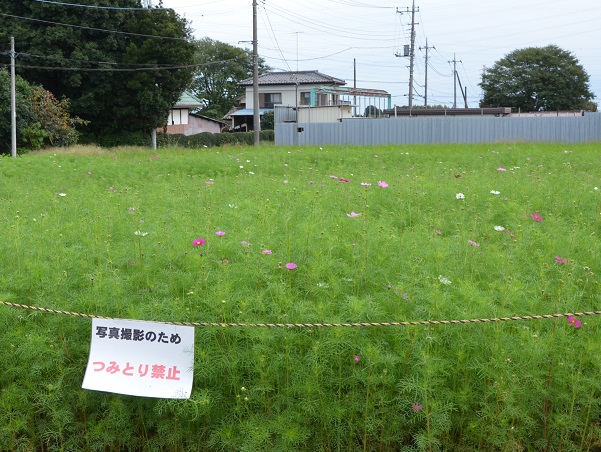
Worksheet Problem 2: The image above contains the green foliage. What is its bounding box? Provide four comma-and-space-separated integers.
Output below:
364, 105, 382, 117
261, 110, 274, 130
0, 69, 87, 153
157, 130, 274, 148
1, 143, 601, 450
92, 130, 152, 148
0, 69, 35, 152
0, 0, 195, 142
479, 45, 594, 112
190, 38, 271, 119
21, 122, 48, 149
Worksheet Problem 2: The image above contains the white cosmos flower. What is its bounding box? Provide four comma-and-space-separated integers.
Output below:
455, 193, 465, 199
490, 190, 500, 195
134, 231, 149, 236
58, 193, 67, 197
438, 275, 452, 285
494, 225, 505, 232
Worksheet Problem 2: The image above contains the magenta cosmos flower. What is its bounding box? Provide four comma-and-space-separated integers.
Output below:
354, 355, 360, 363
262, 249, 272, 255
568, 316, 582, 329
285, 263, 297, 270
192, 237, 205, 246
412, 402, 423, 412
530, 212, 543, 222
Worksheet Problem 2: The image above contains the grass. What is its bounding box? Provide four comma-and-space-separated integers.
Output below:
1, 142, 600, 451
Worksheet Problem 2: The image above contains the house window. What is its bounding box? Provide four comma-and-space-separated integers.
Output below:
263, 93, 282, 108
299, 92, 311, 106
169, 109, 188, 125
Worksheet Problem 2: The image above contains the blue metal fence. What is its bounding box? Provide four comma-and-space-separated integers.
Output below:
275, 114, 601, 146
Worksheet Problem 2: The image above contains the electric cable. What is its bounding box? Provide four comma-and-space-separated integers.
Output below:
0, 12, 189, 41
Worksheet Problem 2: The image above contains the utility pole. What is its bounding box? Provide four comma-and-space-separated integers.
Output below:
395, 1, 418, 112
10, 37, 16, 158
419, 38, 434, 107
353, 58, 357, 117
252, 0, 260, 146
449, 53, 461, 108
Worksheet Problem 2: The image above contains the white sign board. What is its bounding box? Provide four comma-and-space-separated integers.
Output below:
82, 318, 194, 399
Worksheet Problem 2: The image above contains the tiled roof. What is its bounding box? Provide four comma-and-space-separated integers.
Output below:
174, 91, 203, 108
239, 70, 346, 86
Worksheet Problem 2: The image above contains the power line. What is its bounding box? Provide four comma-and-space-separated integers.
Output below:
258, 5, 291, 71
16, 51, 186, 67
30, 0, 165, 10
0, 57, 247, 73
0, 62, 194, 71
0, 13, 189, 41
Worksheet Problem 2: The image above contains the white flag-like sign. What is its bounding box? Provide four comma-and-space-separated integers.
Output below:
82, 318, 194, 399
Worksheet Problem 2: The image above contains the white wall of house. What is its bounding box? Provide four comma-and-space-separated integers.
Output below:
297, 105, 353, 123
244, 85, 335, 108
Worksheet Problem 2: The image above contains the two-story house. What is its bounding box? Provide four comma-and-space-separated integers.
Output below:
229, 70, 346, 130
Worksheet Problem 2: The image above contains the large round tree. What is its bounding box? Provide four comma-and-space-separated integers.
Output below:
0, 0, 195, 143
479, 45, 594, 112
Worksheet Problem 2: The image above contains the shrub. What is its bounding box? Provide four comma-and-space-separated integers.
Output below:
157, 130, 274, 149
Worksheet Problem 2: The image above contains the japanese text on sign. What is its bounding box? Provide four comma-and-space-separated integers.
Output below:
83, 319, 194, 399
95, 325, 182, 344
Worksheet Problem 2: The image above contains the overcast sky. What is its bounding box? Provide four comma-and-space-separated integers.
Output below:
161, 0, 601, 108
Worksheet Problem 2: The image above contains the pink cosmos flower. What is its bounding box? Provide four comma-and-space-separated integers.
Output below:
378, 180, 388, 188
329, 175, 338, 179
555, 256, 568, 264
531, 212, 543, 222
434, 229, 442, 235
412, 402, 423, 412
361, 182, 372, 187
204, 180, 214, 185
468, 240, 480, 247
346, 212, 362, 217
262, 249, 272, 255
192, 237, 206, 246
354, 355, 360, 363
285, 263, 297, 270
497, 167, 506, 172
568, 316, 582, 329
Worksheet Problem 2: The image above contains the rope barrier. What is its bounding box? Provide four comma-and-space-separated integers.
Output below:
1, 300, 599, 328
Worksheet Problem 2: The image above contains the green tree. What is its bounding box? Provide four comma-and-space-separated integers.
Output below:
364, 105, 382, 117
479, 45, 594, 112
261, 110, 274, 130
0, 69, 35, 152
0, 0, 195, 143
190, 38, 270, 119
0, 69, 87, 153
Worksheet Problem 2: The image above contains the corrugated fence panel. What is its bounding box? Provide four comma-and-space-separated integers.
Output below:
275, 114, 601, 146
